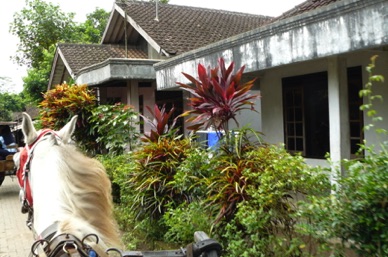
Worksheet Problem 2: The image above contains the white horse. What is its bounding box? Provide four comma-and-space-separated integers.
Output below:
16, 113, 122, 256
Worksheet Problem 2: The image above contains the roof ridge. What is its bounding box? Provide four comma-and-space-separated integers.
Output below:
118, 0, 273, 18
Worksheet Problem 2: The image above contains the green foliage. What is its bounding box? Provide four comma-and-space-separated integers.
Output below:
177, 57, 259, 134
0, 92, 26, 121
90, 103, 140, 155
96, 153, 142, 249
22, 46, 55, 103
127, 138, 193, 222
359, 55, 386, 134
298, 56, 388, 256
298, 145, 388, 256
218, 144, 330, 257
163, 201, 213, 245
10, 0, 78, 68
11, 1, 109, 102
73, 8, 110, 43
39, 83, 98, 154
203, 128, 262, 223
172, 147, 215, 200
161, 147, 216, 244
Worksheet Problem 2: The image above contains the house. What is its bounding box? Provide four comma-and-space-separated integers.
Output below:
154, 0, 388, 168
48, 0, 272, 133
48, 0, 388, 168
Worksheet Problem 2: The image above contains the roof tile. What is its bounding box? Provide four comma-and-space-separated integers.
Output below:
117, 1, 273, 55
58, 44, 147, 74
275, 0, 341, 21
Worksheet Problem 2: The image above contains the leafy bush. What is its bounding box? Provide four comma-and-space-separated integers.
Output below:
39, 83, 98, 154
214, 143, 330, 257
127, 137, 193, 221
90, 103, 140, 155
163, 201, 214, 245
298, 56, 388, 256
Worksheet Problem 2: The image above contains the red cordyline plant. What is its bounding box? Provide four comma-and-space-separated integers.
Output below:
140, 104, 179, 142
177, 58, 259, 135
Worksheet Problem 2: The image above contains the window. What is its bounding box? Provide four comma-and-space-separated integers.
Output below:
347, 66, 364, 157
155, 90, 184, 135
283, 72, 330, 159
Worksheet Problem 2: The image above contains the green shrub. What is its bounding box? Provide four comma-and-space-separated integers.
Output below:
298, 56, 388, 256
90, 103, 140, 155
39, 83, 98, 154
163, 201, 214, 245
298, 143, 388, 256
127, 138, 193, 222
172, 146, 215, 200
216, 144, 329, 257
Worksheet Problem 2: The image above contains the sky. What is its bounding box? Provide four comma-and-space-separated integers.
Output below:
1, 0, 305, 94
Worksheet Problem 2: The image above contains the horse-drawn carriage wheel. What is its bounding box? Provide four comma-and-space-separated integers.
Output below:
0, 172, 5, 186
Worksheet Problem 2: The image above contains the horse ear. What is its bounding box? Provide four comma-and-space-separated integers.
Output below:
22, 112, 38, 146
57, 115, 78, 144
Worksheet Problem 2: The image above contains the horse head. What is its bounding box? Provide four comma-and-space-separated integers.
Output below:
16, 113, 122, 256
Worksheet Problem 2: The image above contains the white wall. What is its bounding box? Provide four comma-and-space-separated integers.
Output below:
259, 50, 388, 165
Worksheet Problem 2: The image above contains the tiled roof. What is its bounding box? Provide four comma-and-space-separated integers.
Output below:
275, 0, 341, 21
58, 43, 147, 74
116, 1, 273, 55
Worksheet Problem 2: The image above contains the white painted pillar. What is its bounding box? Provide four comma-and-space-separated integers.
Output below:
126, 81, 139, 112
327, 56, 350, 180
126, 81, 140, 133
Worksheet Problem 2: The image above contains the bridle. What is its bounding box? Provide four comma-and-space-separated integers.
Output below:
30, 232, 115, 257
18, 129, 59, 231
17, 130, 116, 257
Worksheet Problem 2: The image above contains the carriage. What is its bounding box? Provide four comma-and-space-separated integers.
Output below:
12, 113, 222, 257
0, 121, 19, 186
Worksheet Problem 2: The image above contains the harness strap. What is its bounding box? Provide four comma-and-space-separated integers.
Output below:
17, 129, 60, 208
38, 222, 58, 241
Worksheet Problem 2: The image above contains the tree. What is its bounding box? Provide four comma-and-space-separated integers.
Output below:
76, 8, 110, 43
22, 46, 55, 103
0, 93, 25, 121
11, 0, 110, 103
0, 78, 26, 121
10, 0, 78, 69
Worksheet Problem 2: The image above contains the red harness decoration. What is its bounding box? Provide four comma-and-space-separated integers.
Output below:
17, 129, 58, 208
16, 147, 32, 205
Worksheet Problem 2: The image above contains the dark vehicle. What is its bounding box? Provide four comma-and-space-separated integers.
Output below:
0, 121, 19, 186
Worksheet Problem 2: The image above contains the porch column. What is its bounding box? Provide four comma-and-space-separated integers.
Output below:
327, 56, 350, 179
126, 81, 140, 133
126, 81, 139, 112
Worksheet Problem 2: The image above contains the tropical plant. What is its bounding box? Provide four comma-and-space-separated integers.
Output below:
127, 137, 193, 221
216, 143, 330, 257
90, 103, 140, 155
39, 83, 98, 154
140, 104, 179, 142
177, 57, 259, 138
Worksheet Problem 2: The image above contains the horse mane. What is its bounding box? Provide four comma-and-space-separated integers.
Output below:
49, 142, 122, 248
